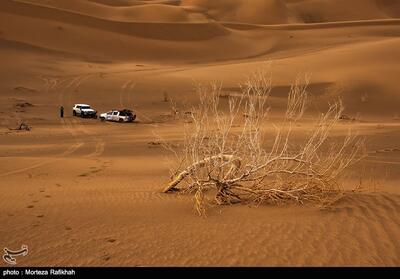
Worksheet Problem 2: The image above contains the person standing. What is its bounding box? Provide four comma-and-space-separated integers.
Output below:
60, 106, 64, 118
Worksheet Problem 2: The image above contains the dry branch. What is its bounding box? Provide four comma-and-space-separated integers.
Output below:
163, 155, 241, 193
161, 70, 365, 215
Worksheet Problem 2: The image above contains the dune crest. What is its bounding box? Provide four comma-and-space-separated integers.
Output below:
181, 0, 290, 24
0, 0, 399, 267
15, 0, 208, 22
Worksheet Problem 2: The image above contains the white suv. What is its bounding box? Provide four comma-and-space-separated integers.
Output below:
72, 104, 97, 118
100, 109, 136, 123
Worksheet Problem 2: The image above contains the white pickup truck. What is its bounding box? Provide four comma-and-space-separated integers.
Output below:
72, 104, 97, 118
99, 109, 136, 123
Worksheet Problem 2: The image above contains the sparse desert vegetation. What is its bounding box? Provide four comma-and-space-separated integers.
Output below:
162, 73, 365, 215
0, 0, 399, 267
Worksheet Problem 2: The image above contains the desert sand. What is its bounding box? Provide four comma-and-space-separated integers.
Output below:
0, 0, 399, 267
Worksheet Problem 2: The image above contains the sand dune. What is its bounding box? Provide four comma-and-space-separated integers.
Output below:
0, 0, 399, 267
0, 122, 399, 266
89, 0, 181, 6
182, 0, 400, 24
182, 0, 290, 24
1, 0, 400, 65
16, 0, 400, 24
287, 0, 400, 23
17, 0, 206, 23
0, 0, 219, 36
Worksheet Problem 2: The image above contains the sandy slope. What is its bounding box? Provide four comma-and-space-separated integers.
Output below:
0, 121, 399, 266
0, 0, 399, 267
17, 0, 207, 23
182, 0, 400, 24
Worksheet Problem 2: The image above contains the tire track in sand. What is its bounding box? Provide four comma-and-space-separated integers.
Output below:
59, 73, 107, 159
0, 76, 87, 177
0, 142, 84, 177
120, 80, 153, 123
60, 74, 109, 179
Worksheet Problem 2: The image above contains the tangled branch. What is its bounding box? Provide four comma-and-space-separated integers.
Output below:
162, 70, 365, 215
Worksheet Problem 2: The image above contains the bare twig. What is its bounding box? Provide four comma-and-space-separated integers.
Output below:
161, 71, 365, 215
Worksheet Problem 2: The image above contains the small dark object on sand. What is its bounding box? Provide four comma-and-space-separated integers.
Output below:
339, 114, 354, 121
16, 102, 34, 108
11, 122, 31, 131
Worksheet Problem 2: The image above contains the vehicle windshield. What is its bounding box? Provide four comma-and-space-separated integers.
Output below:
80, 106, 91, 109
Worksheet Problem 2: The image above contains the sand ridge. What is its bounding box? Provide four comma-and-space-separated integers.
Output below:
0, 0, 399, 267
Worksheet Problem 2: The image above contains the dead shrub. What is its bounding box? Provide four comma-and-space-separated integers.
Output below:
162, 71, 366, 215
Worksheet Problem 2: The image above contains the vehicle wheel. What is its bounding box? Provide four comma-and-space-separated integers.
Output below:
73, 111, 76, 116
119, 118, 124, 123
100, 117, 105, 121
132, 115, 136, 121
